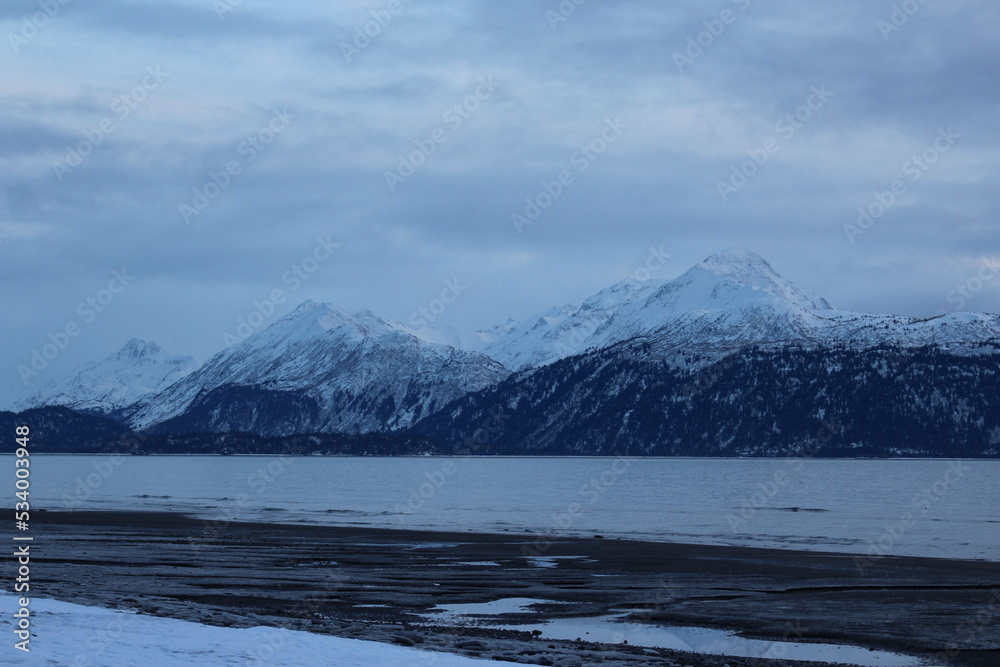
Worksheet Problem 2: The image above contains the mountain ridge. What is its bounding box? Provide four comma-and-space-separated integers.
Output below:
122, 300, 509, 436
456, 249, 1000, 371
15, 339, 198, 416
18, 250, 1000, 455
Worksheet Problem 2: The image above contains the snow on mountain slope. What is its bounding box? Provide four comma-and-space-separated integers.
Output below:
15, 339, 198, 415
481, 283, 663, 370
695, 248, 832, 311
595, 250, 834, 357
628, 250, 1000, 359
408, 323, 491, 351
125, 301, 509, 433
405, 318, 517, 353
29, 250, 998, 439
477, 249, 1000, 370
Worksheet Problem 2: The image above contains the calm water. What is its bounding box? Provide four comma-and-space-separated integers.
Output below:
22, 455, 1000, 561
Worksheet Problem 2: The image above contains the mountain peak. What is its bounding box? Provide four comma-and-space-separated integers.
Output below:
279, 301, 350, 326
117, 338, 162, 360
689, 249, 832, 311
289, 299, 321, 315
253, 301, 404, 344
16, 339, 197, 414
583, 277, 665, 312
697, 248, 774, 278
302, 303, 358, 332
125, 299, 510, 434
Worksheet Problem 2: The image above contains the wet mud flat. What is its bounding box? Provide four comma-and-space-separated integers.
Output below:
16, 510, 1000, 667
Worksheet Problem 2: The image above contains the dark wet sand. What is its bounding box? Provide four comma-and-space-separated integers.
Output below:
18, 510, 1000, 666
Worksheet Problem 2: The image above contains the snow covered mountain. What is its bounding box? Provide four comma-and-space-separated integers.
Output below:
409, 250, 1000, 457
410, 341, 1000, 457
474, 249, 1000, 370
124, 301, 509, 435
18, 249, 1000, 455
406, 318, 517, 353
15, 339, 198, 415
479, 282, 662, 371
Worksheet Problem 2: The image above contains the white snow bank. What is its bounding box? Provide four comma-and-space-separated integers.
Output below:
0, 594, 512, 666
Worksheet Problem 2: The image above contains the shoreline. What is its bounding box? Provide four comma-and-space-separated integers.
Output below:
36, 502, 1000, 565
46, 507, 1000, 566
12, 452, 1000, 460
20, 509, 1000, 666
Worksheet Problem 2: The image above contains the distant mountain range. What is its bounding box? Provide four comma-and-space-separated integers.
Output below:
122, 302, 509, 436
13, 339, 198, 416
9, 250, 1000, 456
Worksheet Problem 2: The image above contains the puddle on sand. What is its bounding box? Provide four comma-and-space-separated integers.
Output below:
422, 598, 940, 667
428, 561, 504, 567
429, 597, 567, 622
525, 555, 591, 568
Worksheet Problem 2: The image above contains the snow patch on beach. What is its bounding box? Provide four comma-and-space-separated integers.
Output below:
0, 594, 512, 666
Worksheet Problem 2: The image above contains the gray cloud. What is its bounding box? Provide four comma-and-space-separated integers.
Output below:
1, 0, 998, 402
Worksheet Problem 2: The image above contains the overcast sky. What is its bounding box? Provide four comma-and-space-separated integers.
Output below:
2, 0, 998, 403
